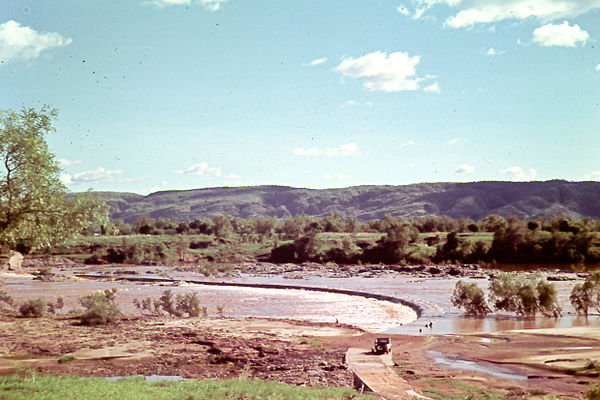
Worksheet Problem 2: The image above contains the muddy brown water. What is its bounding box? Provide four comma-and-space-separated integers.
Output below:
2, 271, 599, 335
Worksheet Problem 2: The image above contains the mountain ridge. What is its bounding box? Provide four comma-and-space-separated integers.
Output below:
93, 180, 600, 223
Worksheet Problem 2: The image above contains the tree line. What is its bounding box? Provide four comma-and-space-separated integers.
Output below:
114, 213, 600, 265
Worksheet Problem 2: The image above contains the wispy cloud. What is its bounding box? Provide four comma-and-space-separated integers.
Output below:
57, 158, 82, 167
0, 20, 72, 63
447, 138, 460, 145
486, 47, 505, 56
61, 167, 124, 185
596, 64, 600, 72
304, 57, 327, 66
334, 51, 435, 93
145, 0, 228, 11
424, 82, 441, 93
501, 166, 537, 181
410, 0, 600, 29
533, 22, 589, 47
174, 162, 222, 177
453, 164, 474, 174
292, 142, 360, 157
582, 171, 600, 181
401, 140, 415, 149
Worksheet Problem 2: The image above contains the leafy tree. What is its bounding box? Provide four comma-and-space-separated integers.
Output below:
212, 215, 233, 240
0, 107, 109, 251
570, 272, 600, 315
489, 273, 560, 316
451, 280, 490, 315
133, 215, 156, 234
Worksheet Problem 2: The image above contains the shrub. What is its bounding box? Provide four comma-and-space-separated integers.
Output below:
158, 289, 181, 317
143, 290, 205, 318
79, 288, 121, 325
570, 272, 600, 315
19, 298, 46, 317
176, 292, 202, 317
0, 290, 15, 309
451, 281, 490, 315
587, 383, 600, 400
488, 273, 521, 313
489, 273, 561, 316
47, 297, 65, 314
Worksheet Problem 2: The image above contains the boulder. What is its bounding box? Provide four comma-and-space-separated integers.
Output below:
8, 251, 23, 271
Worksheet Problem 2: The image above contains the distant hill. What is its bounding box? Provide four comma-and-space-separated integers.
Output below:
97, 180, 600, 223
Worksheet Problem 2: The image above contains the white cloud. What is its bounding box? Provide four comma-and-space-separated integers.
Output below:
224, 173, 241, 180
486, 47, 504, 56
424, 82, 441, 93
323, 173, 349, 180
501, 166, 537, 181
146, 0, 227, 11
305, 57, 327, 66
453, 164, 474, 174
533, 21, 589, 47
174, 162, 222, 177
582, 171, 600, 180
60, 173, 73, 185
448, 138, 460, 145
411, 0, 600, 28
292, 142, 360, 157
334, 51, 434, 92
401, 140, 415, 149
596, 64, 600, 72
346, 100, 359, 106
325, 142, 359, 157
62, 167, 124, 185
57, 158, 82, 167
0, 20, 72, 63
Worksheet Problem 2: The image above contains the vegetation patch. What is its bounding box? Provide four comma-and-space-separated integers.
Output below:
0, 375, 375, 400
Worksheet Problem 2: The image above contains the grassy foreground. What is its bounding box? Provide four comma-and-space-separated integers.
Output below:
0, 375, 375, 400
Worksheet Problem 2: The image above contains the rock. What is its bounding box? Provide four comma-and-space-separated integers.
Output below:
8, 251, 23, 271
427, 266, 441, 275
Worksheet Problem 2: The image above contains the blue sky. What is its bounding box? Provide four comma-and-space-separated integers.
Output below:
2, 0, 599, 194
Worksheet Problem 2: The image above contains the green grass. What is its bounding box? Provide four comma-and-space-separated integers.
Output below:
0, 375, 376, 400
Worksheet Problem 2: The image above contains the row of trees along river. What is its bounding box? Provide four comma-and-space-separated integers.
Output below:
1, 106, 599, 269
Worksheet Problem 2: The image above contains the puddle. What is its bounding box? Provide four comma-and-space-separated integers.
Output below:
425, 350, 527, 381
560, 346, 594, 351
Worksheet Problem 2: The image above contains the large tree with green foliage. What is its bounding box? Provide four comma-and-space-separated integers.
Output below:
0, 106, 109, 251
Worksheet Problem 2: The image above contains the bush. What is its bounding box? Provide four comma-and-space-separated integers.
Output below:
0, 290, 15, 309
79, 288, 121, 325
587, 383, 600, 400
19, 298, 46, 317
143, 290, 205, 318
451, 281, 490, 315
176, 292, 202, 317
489, 273, 560, 316
570, 272, 600, 315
